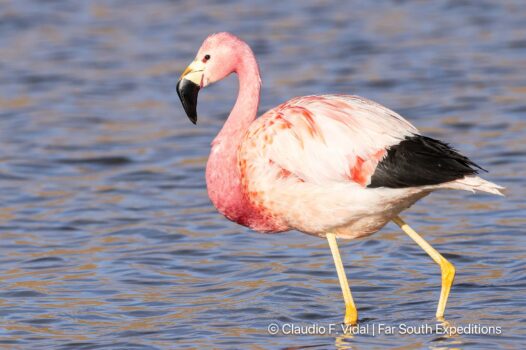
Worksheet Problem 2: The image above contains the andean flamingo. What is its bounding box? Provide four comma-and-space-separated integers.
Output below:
176, 32, 504, 324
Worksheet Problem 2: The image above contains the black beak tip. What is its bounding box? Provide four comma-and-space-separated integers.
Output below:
176, 79, 200, 125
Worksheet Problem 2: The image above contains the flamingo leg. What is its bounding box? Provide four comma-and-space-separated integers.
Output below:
326, 233, 358, 324
392, 216, 456, 319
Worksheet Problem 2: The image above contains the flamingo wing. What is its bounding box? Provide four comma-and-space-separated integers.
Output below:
368, 134, 483, 188
242, 95, 419, 188
238, 94, 491, 234
242, 94, 483, 189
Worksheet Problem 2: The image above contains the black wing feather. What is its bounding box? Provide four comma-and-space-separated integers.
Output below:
368, 135, 484, 189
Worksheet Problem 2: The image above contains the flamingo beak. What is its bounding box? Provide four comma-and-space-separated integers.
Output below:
177, 79, 200, 124
177, 60, 204, 125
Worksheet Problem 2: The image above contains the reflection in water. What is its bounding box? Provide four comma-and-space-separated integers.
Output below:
0, 0, 525, 349
335, 330, 354, 350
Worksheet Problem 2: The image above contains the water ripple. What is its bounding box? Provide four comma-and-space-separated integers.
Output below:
0, 0, 524, 349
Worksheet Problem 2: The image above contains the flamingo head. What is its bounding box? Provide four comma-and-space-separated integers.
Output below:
177, 32, 244, 124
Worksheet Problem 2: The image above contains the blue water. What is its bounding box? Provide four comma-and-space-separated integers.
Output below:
0, 0, 525, 349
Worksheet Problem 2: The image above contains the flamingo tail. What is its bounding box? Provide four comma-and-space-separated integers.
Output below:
442, 175, 506, 196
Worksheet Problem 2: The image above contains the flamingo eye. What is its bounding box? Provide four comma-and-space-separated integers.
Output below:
204, 54, 211, 62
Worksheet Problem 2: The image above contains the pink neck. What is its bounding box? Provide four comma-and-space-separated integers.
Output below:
215, 55, 261, 143
206, 49, 262, 225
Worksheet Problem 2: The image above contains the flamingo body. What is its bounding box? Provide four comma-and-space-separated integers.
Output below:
236, 94, 422, 237
238, 94, 501, 238
176, 32, 504, 239
176, 32, 505, 323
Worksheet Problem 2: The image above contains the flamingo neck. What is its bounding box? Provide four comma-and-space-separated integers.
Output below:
216, 57, 261, 143
206, 50, 263, 226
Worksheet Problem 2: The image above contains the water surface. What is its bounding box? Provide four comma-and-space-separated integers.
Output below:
0, 0, 525, 349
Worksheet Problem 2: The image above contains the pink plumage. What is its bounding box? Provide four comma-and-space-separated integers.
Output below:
177, 32, 503, 239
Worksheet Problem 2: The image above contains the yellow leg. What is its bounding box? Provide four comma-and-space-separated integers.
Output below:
392, 216, 456, 319
326, 232, 358, 324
